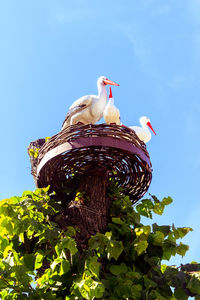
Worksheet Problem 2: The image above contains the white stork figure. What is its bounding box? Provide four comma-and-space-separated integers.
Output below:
103, 87, 121, 125
62, 76, 119, 129
129, 116, 156, 143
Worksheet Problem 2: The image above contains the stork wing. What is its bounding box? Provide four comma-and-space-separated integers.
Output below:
62, 95, 93, 127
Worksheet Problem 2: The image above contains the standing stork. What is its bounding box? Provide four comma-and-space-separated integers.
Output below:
103, 87, 121, 125
62, 76, 119, 129
129, 116, 156, 143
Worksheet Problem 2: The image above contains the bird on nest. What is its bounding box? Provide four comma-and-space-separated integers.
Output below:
62, 76, 119, 129
129, 116, 156, 143
103, 87, 121, 125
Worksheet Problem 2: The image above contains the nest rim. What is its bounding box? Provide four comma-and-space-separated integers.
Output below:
35, 124, 152, 203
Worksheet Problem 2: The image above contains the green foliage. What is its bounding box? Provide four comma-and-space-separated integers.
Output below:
28, 148, 39, 158
0, 183, 199, 299
45, 136, 51, 142
29, 137, 51, 159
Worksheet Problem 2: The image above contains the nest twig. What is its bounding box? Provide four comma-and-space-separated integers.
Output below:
28, 124, 152, 203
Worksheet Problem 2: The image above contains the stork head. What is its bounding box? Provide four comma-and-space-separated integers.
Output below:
140, 116, 156, 135
97, 76, 119, 87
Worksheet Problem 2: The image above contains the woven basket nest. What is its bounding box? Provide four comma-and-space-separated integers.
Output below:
35, 123, 152, 203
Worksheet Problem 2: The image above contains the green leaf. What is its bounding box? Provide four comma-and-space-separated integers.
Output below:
0, 237, 9, 251
115, 279, 133, 298
162, 241, 177, 260
1, 217, 14, 235
176, 227, 193, 239
174, 288, 189, 300
136, 199, 154, 218
126, 271, 142, 280
77, 278, 105, 299
35, 252, 44, 269
45, 136, 51, 142
3, 246, 15, 259
143, 275, 157, 289
152, 223, 171, 236
176, 243, 189, 257
135, 225, 151, 237
152, 231, 165, 246
107, 240, 123, 260
149, 289, 173, 300
28, 149, 35, 156
55, 244, 62, 257
62, 236, 78, 255
14, 265, 32, 286
162, 196, 173, 205
4, 251, 14, 267
19, 232, 24, 243
105, 232, 112, 240
134, 240, 148, 255
131, 210, 141, 224
187, 276, 200, 294
89, 233, 107, 252
23, 254, 35, 271
161, 264, 168, 274
110, 263, 128, 275
153, 202, 164, 215
59, 260, 70, 275
13, 294, 28, 300
66, 226, 76, 237
130, 284, 142, 298
112, 217, 124, 225
51, 257, 63, 272
87, 256, 100, 278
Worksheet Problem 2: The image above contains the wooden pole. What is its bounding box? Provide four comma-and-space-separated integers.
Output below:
54, 170, 111, 250
28, 142, 111, 249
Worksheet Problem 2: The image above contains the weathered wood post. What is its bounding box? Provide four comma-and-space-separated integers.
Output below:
28, 124, 152, 250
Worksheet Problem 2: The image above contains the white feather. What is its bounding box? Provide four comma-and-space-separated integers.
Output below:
103, 98, 121, 125
129, 116, 156, 143
62, 76, 118, 129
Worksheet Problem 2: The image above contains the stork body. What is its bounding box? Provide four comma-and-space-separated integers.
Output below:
129, 116, 156, 143
62, 76, 119, 129
103, 87, 121, 125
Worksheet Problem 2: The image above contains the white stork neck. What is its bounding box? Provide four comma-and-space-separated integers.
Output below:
97, 82, 107, 100
140, 119, 149, 131
108, 98, 114, 105
90, 82, 107, 120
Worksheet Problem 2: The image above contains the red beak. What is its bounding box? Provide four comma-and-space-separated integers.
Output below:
147, 121, 156, 135
109, 87, 113, 98
103, 78, 120, 86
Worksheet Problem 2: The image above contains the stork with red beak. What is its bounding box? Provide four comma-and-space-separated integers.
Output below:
62, 76, 119, 129
103, 87, 121, 125
129, 116, 156, 143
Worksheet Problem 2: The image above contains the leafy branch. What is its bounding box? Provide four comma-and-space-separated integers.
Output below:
0, 183, 199, 299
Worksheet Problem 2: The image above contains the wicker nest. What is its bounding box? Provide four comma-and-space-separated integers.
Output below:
36, 124, 152, 203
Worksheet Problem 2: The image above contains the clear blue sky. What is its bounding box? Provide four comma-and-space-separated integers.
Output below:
0, 0, 199, 267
